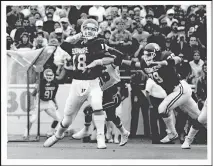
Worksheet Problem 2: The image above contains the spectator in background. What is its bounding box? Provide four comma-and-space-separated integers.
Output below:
171, 34, 188, 57
159, 18, 171, 36
196, 60, 207, 110
130, 71, 150, 138
10, 19, 25, 45
34, 20, 49, 40
7, 6, 24, 29
189, 50, 204, 88
49, 28, 65, 44
147, 25, 166, 50
196, 16, 206, 47
104, 30, 111, 44
22, 18, 36, 43
43, 12, 55, 34
7, 35, 14, 50
60, 17, 76, 38
141, 9, 159, 26
162, 37, 172, 53
185, 12, 199, 38
143, 12, 156, 34
184, 35, 205, 61
132, 23, 150, 45
109, 18, 132, 58
128, 10, 135, 20
68, 5, 91, 29
88, 5, 106, 23
16, 32, 33, 50
165, 8, 178, 27
167, 21, 179, 41
98, 21, 110, 38
44, 6, 60, 22
34, 12, 43, 22
112, 6, 133, 32
33, 31, 48, 49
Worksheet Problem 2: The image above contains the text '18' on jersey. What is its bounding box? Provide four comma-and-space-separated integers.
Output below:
140, 57, 180, 94
40, 79, 59, 101
60, 38, 110, 80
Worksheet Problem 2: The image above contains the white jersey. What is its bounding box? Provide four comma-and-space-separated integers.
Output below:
100, 64, 120, 91
145, 78, 167, 99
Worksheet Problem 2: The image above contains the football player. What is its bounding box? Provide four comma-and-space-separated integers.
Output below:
23, 67, 62, 138
44, 19, 116, 149
114, 43, 203, 143
181, 61, 207, 149
72, 64, 130, 146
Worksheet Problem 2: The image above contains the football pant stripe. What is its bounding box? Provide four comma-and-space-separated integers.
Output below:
165, 84, 183, 114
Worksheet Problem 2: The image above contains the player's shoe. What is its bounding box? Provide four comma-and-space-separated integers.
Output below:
43, 133, 64, 147
160, 132, 178, 143
72, 127, 91, 140
120, 131, 130, 146
108, 138, 114, 143
114, 136, 119, 144
181, 136, 193, 149
97, 133, 107, 149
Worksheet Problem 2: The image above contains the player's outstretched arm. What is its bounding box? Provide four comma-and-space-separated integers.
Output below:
121, 60, 141, 68
65, 33, 83, 44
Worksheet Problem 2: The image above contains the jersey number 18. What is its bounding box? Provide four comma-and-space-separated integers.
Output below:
73, 54, 87, 71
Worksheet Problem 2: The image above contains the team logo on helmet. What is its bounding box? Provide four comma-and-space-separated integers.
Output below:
43, 68, 54, 82
81, 19, 98, 40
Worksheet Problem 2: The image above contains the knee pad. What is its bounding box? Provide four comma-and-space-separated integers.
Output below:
51, 120, 58, 128
83, 106, 93, 116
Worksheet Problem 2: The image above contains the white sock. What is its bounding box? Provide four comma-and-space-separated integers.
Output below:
163, 114, 177, 135
187, 126, 199, 140
93, 114, 105, 135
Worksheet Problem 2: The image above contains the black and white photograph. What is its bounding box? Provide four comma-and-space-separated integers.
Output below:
1, 1, 212, 165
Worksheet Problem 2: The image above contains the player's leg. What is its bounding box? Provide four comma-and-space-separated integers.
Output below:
44, 82, 87, 147
104, 93, 130, 146
45, 101, 62, 137
105, 121, 114, 143
181, 99, 206, 149
89, 80, 106, 149
72, 105, 93, 139
159, 82, 192, 143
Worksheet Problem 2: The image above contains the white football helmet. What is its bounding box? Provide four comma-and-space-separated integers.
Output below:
43, 68, 54, 82
81, 19, 99, 40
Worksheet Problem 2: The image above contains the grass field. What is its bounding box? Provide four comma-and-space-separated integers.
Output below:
7, 137, 207, 159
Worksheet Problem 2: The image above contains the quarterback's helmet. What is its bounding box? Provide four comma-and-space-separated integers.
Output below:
81, 19, 99, 40
143, 43, 161, 61
43, 68, 55, 82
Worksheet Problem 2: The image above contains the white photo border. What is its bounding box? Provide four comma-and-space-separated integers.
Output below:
1, 1, 212, 165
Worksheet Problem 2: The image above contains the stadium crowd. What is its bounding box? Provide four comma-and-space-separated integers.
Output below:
7, 5, 207, 144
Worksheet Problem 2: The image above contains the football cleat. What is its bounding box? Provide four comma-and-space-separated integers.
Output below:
97, 133, 107, 149
120, 131, 130, 146
160, 132, 178, 143
181, 136, 193, 149
72, 127, 91, 140
43, 133, 64, 147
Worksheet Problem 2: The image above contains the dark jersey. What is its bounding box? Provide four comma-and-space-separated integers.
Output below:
60, 37, 111, 80
140, 52, 180, 94
40, 79, 59, 101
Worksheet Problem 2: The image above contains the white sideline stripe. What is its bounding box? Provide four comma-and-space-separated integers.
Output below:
153, 145, 207, 148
